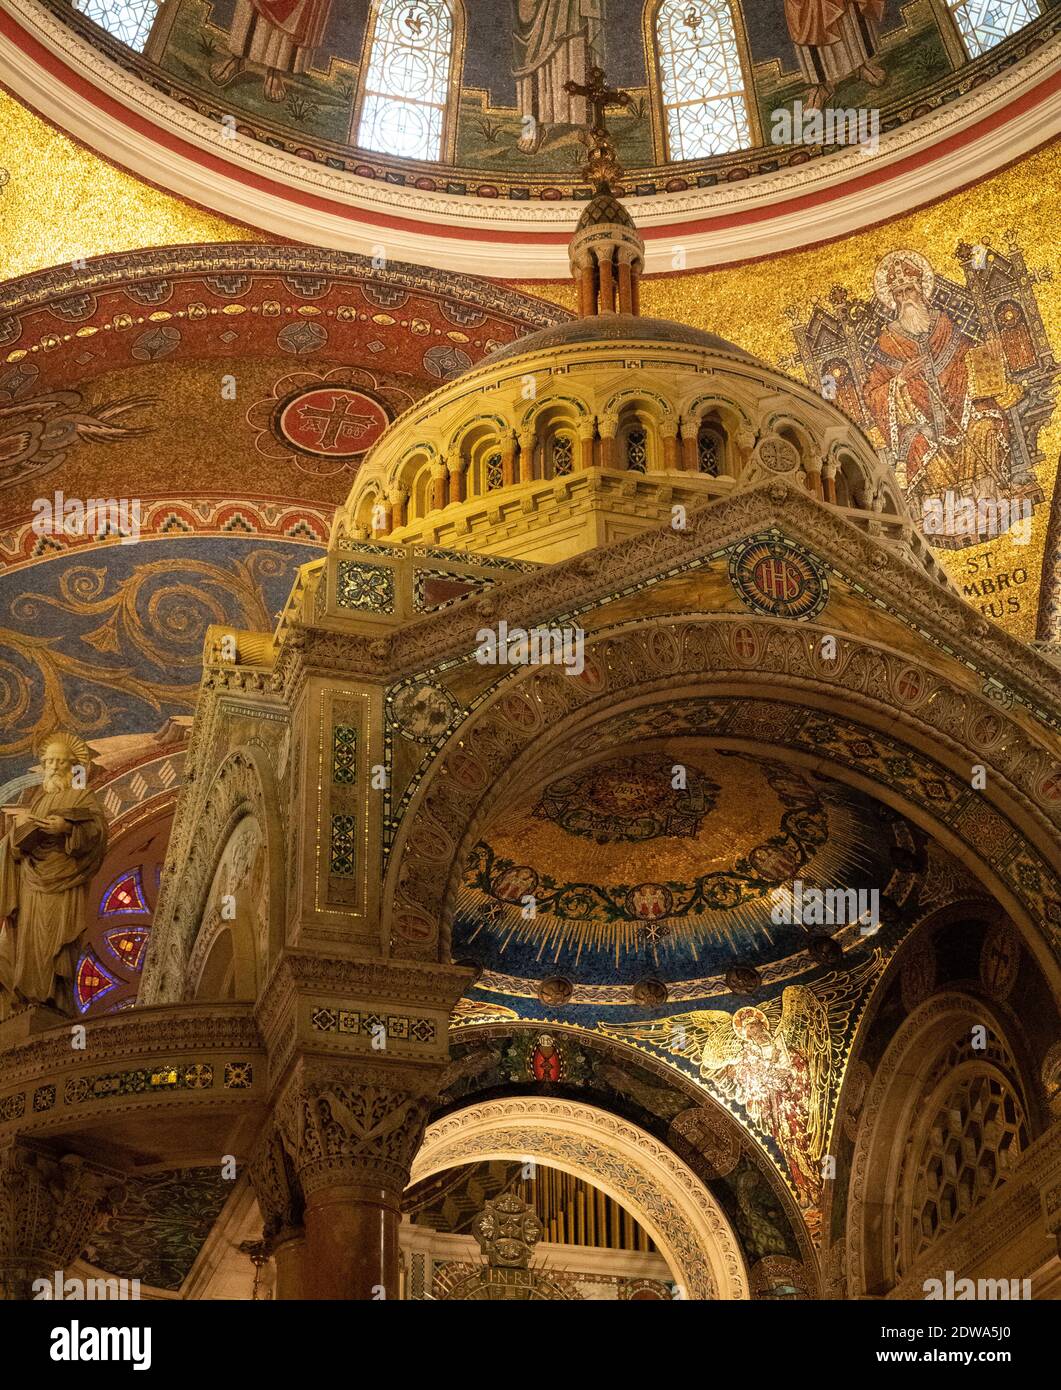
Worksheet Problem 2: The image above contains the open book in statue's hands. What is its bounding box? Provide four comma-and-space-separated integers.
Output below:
1, 804, 94, 851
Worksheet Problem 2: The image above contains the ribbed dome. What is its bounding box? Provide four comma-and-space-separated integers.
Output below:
483, 313, 757, 364
575, 189, 637, 231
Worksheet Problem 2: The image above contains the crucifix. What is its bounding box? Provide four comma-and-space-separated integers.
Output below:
564, 65, 633, 137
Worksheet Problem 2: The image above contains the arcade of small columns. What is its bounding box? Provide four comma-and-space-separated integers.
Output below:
339, 339, 948, 588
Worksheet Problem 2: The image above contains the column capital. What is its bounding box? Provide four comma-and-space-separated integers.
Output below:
276, 1060, 436, 1198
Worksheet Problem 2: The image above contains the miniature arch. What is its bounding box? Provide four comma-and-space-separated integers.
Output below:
410, 1096, 750, 1299
448, 414, 510, 498
140, 743, 285, 1005
519, 396, 590, 480
602, 388, 678, 472
826, 443, 875, 509
681, 393, 753, 476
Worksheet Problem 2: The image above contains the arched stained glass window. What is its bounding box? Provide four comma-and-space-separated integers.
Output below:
947, 0, 1039, 57
357, 0, 456, 162
73, 0, 158, 51
654, 0, 751, 160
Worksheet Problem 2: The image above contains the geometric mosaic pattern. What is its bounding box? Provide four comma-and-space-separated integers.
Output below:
333, 725, 358, 785
336, 560, 395, 613
310, 1007, 436, 1044
330, 814, 357, 876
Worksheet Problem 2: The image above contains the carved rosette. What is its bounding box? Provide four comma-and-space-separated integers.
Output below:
0, 1146, 117, 1299
276, 1068, 434, 1199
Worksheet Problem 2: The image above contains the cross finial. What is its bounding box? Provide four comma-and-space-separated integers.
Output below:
564, 65, 633, 187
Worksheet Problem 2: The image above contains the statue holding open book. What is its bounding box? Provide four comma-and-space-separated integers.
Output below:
0, 732, 107, 1019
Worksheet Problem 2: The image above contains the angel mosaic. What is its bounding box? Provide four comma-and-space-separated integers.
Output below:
600, 956, 881, 1209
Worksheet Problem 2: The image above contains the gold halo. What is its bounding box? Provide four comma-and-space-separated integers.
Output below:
34, 729, 98, 766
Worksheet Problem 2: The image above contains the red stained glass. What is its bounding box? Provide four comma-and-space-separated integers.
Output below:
75, 951, 119, 1012
99, 867, 149, 917
102, 925, 150, 972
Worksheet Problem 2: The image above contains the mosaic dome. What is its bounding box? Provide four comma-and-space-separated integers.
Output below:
452, 745, 915, 1019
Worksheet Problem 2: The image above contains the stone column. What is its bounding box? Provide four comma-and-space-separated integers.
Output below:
735, 426, 757, 479
577, 259, 595, 318
804, 457, 824, 499
598, 417, 617, 470
501, 435, 518, 487
680, 417, 699, 471
446, 452, 465, 506
822, 461, 838, 504
577, 422, 596, 471
518, 431, 536, 485
0, 1145, 116, 1300
430, 462, 448, 512
617, 255, 634, 315
389, 487, 408, 531
277, 1064, 435, 1301
660, 422, 680, 472
598, 253, 615, 315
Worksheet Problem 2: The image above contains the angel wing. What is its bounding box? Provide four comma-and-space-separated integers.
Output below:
598, 1009, 747, 1076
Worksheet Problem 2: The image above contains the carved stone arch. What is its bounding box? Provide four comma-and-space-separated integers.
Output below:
844, 990, 1039, 1297
518, 392, 589, 432
600, 387, 675, 425
140, 743, 284, 1004
410, 1096, 750, 1299
382, 616, 1060, 976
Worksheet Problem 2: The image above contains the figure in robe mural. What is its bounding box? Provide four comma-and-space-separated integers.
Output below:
863, 251, 1014, 505
784, 0, 887, 110
210, 0, 334, 103
513, 0, 604, 151
0, 732, 107, 1019
788, 240, 1055, 550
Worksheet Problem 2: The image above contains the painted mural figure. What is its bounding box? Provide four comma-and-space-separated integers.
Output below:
864, 251, 1011, 504
0, 732, 107, 1019
785, 0, 886, 110
210, 0, 334, 103
513, 0, 604, 151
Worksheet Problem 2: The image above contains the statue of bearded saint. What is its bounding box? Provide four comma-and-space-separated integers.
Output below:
0, 732, 107, 1019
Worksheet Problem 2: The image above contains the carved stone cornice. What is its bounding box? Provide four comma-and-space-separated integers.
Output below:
275, 1060, 438, 1199
0, 1145, 119, 1298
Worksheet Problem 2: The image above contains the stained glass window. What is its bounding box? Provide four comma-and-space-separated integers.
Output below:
626, 429, 647, 473
655, 0, 751, 160
551, 435, 574, 477
73, 0, 159, 52
357, 0, 455, 162
947, 0, 1039, 57
698, 431, 719, 475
